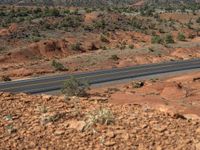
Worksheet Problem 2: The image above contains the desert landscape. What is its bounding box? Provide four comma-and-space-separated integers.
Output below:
1, 72, 200, 149
0, 0, 200, 149
0, 2, 200, 80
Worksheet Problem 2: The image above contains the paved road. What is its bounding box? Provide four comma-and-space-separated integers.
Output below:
0, 59, 200, 94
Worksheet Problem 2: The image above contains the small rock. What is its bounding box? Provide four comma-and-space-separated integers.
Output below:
68, 120, 86, 132
89, 96, 108, 102
184, 114, 200, 120
196, 142, 200, 150
196, 127, 200, 134
121, 133, 129, 140
156, 146, 162, 150
41, 94, 52, 100
0, 92, 4, 96
153, 125, 167, 132
138, 143, 146, 150
104, 141, 116, 146
106, 131, 115, 138
54, 130, 65, 136
141, 124, 148, 129
2, 92, 12, 97
132, 81, 144, 88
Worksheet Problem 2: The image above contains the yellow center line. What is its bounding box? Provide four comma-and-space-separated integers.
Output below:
1, 62, 199, 91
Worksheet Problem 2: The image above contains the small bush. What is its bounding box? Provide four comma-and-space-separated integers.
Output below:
100, 34, 109, 43
132, 81, 144, 88
151, 35, 162, 44
52, 60, 67, 71
165, 34, 174, 44
177, 32, 186, 41
71, 42, 82, 51
85, 108, 115, 129
110, 55, 119, 61
129, 44, 134, 49
62, 76, 89, 97
1, 75, 11, 81
45, 8, 60, 17
196, 17, 200, 24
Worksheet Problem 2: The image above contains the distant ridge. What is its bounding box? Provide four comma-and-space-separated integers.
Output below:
0, 0, 199, 6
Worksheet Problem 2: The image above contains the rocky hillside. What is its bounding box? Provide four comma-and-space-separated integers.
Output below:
1, 92, 200, 149
0, 0, 134, 6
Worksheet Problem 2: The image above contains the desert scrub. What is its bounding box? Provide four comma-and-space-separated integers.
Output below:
52, 60, 67, 71
70, 42, 82, 51
132, 81, 144, 88
1, 75, 11, 81
5, 125, 17, 134
197, 17, 200, 24
151, 35, 162, 44
129, 44, 134, 49
177, 32, 186, 41
62, 76, 90, 98
165, 34, 175, 44
110, 55, 119, 61
100, 34, 109, 43
40, 112, 65, 125
85, 108, 115, 130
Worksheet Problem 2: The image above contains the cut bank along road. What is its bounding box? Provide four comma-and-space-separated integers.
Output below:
0, 59, 200, 94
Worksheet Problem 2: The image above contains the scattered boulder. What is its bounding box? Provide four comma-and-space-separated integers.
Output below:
67, 120, 86, 132
132, 81, 145, 88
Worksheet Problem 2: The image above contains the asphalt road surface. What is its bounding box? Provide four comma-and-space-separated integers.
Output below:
0, 59, 200, 94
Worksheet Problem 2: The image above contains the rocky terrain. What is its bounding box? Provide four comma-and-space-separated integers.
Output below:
93, 71, 200, 117
1, 71, 200, 149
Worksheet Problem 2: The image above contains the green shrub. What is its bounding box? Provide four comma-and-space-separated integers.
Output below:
110, 55, 119, 61
45, 8, 60, 17
151, 35, 162, 44
100, 34, 109, 43
196, 17, 200, 23
165, 34, 174, 44
177, 32, 186, 41
85, 108, 115, 129
1, 75, 11, 81
129, 44, 134, 49
132, 81, 144, 88
52, 60, 67, 71
62, 76, 89, 97
70, 42, 82, 51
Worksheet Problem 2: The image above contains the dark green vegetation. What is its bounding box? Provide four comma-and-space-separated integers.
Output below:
1, 0, 200, 7
165, 34, 175, 44
1, 5, 199, 43
177, 32, 186, 41
52, 60, 67, 71
1, 75, 11, 81
151, 35, 162, 44
0, 2, 200, 61
62, 76, 90, 97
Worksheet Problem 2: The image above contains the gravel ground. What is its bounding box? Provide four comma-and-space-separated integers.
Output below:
1, 92, 200, 150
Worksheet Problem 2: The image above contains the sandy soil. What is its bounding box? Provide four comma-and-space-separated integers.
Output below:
0, 36, 200, 80
91, 71, 200, 118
